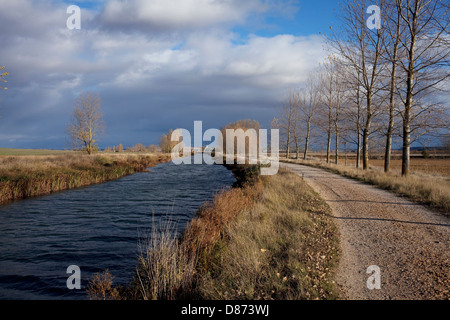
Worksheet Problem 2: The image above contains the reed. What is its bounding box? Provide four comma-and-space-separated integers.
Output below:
0, 153, 171, 204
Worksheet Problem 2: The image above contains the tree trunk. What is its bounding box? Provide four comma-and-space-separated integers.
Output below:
286, 131, 290, 159
402, 113, 411, 176
384, 121, 393, 172
385, 9, 401, 173
401, 0, 418, 177
363, 93, 372, 170
385, 84, 395, 172
385, 74, 396, 173
304, 121, 311, 160
356, 133, 361, 169
362, 126, 370, 170
356, 82, 361, 169
335, 129, 339, 165
326, 130, 332, 164
402, 59, 414, 177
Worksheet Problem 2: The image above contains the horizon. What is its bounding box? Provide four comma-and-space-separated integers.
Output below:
0, 0, 339, 150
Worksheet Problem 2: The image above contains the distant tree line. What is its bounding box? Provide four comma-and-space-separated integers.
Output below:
103, 143, 160, 153
158, 119, 263, 157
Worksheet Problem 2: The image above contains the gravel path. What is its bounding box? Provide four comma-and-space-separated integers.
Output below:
282, 163, 450, 300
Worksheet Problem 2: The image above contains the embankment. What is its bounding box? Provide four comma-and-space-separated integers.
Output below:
0, 153, 171, 205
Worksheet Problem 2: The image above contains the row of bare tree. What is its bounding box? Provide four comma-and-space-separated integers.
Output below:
273, 0, 449, 176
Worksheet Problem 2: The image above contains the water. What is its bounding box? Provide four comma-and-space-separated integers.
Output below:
0, 160, 235, 300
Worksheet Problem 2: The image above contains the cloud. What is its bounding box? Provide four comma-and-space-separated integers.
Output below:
0, 0, 327, 149
99, 0, 264, 31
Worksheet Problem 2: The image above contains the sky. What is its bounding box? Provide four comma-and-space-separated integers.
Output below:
0, 0, 342, 149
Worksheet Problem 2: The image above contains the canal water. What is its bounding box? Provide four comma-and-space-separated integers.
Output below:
0, 160, 235, 299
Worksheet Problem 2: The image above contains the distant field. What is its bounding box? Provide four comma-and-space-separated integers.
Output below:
297, 153, 450, 177
353, 158, 450, 177
0, 148, 75, 156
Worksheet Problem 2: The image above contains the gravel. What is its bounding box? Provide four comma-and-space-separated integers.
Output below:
282, 163, 450, 300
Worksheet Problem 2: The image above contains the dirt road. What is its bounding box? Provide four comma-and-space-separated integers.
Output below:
282, 163, 450, 300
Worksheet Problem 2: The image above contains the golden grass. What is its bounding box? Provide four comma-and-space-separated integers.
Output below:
342, 158, 450, 177
284, 158, 450, 215
197, 170, 340, 300
132, 222, 198, 300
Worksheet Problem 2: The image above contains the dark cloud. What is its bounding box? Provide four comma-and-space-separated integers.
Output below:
0, 0, 327, 149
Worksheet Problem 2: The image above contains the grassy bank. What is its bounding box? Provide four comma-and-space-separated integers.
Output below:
87, 166, 340, 300
283, 159, 450, 215
0, 148, 74, 156
0, 153, 171, 205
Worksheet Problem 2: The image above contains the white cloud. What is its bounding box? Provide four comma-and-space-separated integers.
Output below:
100, 0, 264, 31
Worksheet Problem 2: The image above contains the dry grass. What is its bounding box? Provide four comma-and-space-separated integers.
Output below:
284, 158, 450, 215
0, 148, 73, 156
132, 222, 198, 300
0, 153, 171, 204
341, 158, 450, 177
197, 170, 340, 300
86, 270, 121, 300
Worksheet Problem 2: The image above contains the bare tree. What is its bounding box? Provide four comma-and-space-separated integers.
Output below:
299, 73, 321, 160
394, 0, 450, 176
342, 66, 364, 168
274, 93, 297, 159
160, 130, 178, 153
291, 91, 303, 159
381, 1, 403, 172
221, 119, 261, 157
319, 56, 347, 164
318, 58, 336, 164
67, 92, 105, 155
328, 0, 387, 170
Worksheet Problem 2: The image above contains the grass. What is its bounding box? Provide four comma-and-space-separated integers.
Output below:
0, 153, 171, 204
0, 148, 74, 156
283, 158, 450, 215
196, 170, 339, 300
87, 166, 340, 300
339, 158, 450, 177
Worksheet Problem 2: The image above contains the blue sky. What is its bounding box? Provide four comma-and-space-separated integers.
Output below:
0, 0, 343, 149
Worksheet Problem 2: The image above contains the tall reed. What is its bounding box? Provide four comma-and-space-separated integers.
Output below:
0, 153, 171, 204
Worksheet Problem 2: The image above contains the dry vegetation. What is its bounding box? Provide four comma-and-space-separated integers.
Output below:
362, 158, 450, 177
0, 153, 171, 204
196, 170, 339, 300
283, 158, 450, 215
87, 167, 340, 300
